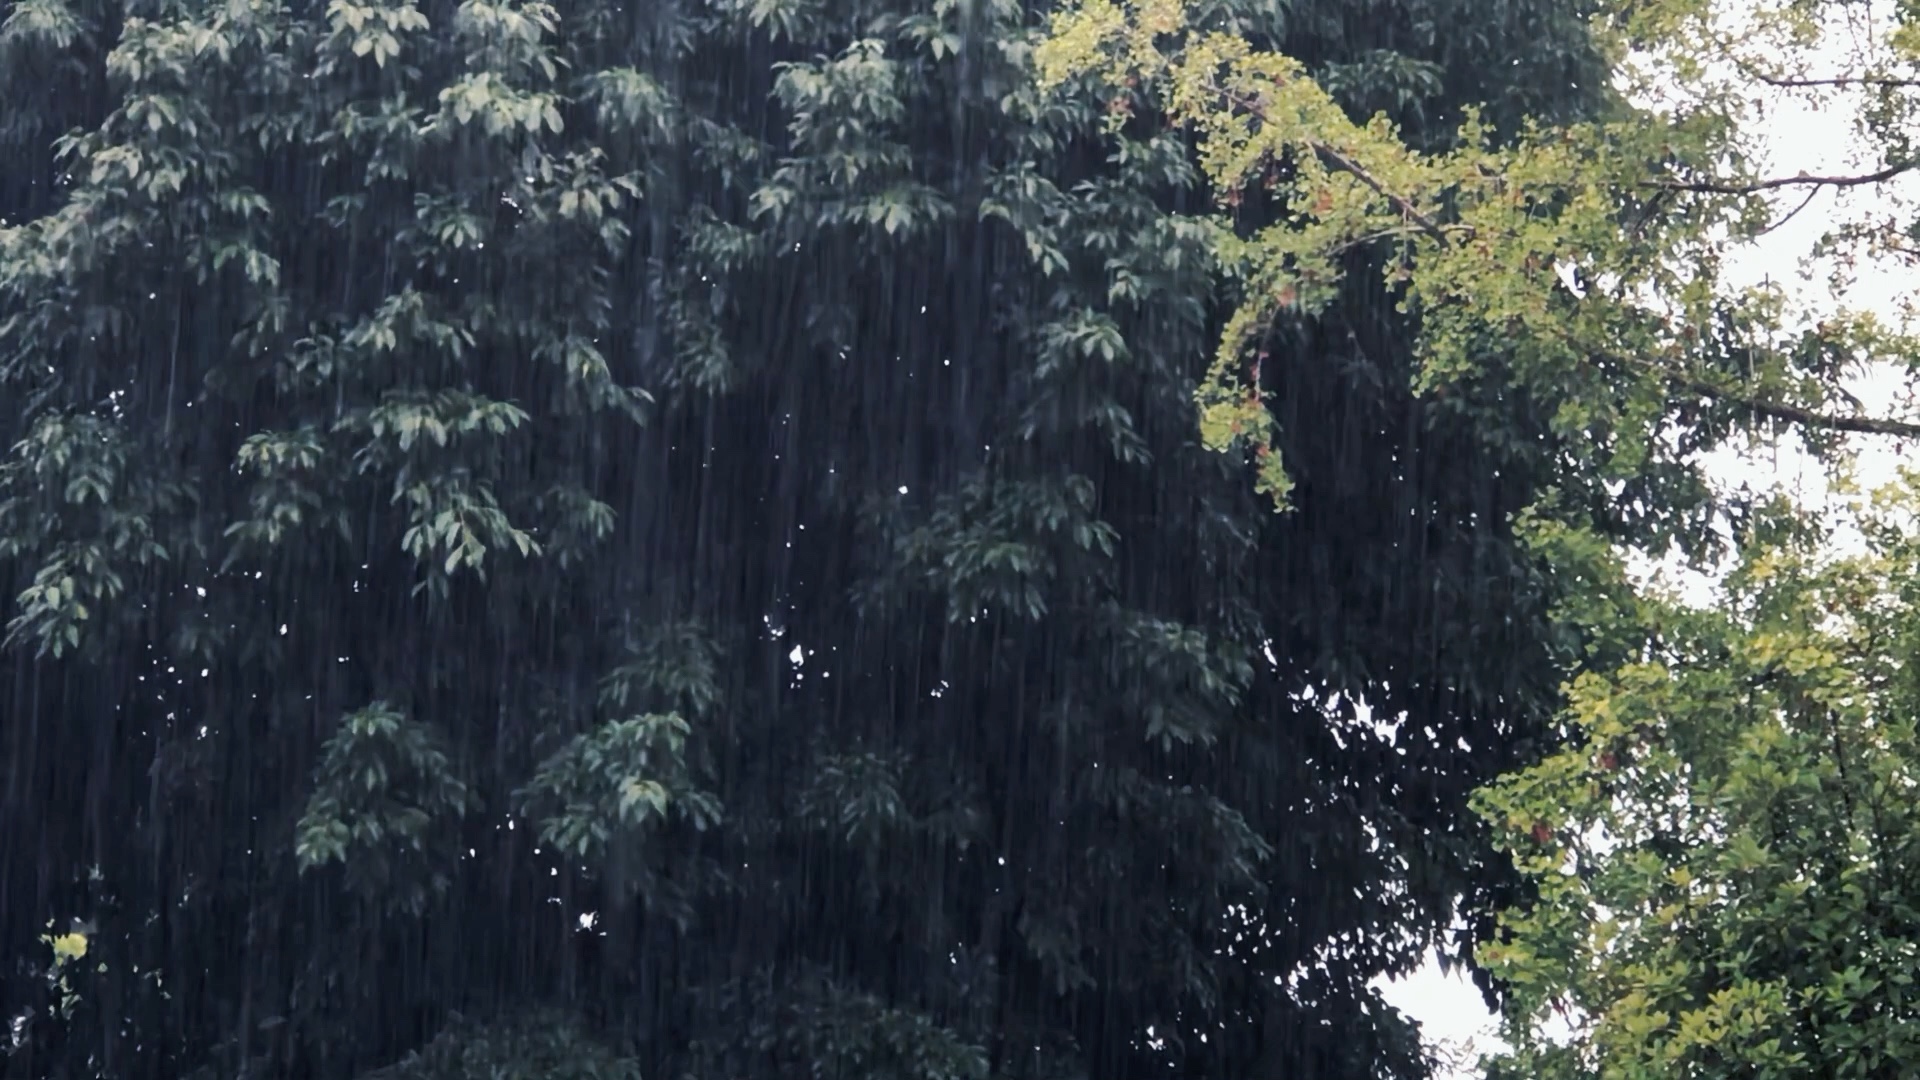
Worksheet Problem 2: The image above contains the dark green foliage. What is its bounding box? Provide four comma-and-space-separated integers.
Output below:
293, 701, 474, 914
362, 1011, 640, 1080
0, 0, 1604, 1077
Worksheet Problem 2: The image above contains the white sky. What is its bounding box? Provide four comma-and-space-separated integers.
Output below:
1377, 5, 1920, 1069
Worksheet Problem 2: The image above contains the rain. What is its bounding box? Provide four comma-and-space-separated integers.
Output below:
0, 0, 1841, 1077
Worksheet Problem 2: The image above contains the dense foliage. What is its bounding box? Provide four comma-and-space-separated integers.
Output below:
1476, 477, 1920, 1078
0, 0, 1612, 1078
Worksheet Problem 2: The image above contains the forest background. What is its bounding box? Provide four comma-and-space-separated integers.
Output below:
6, 0, 1920, 1077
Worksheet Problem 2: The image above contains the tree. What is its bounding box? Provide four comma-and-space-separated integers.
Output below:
0, 0, 1607, 1077
1475, 475, 1920, 1078
1040, 0, 1920, 1072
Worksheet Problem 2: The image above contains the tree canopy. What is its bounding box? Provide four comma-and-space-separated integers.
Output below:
0, 0, 1620, 1077
1037, 0, 1920, 520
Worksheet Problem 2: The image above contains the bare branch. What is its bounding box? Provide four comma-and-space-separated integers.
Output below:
1754, 73, 1920, 89
1726, 53, 1920, 90
1652, 161, 1919, 195
1673, 375, 1920, 438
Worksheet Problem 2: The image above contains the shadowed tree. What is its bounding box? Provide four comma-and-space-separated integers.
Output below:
0, 0, 1612, 1077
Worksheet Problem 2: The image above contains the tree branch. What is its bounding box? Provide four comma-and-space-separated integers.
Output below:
1673, 375, 1920, 438
1651, 161, 1919, 195
1754, 73, 1920, 89
1727, 53, 1920, 90
1755, 185, 1821, 236
1207, 82, 1455, 245
1305, 140, 1453, 244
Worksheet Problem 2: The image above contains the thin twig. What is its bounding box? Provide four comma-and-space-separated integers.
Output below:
1329, 223, 1472, 256
1755, 185, 1822, 236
